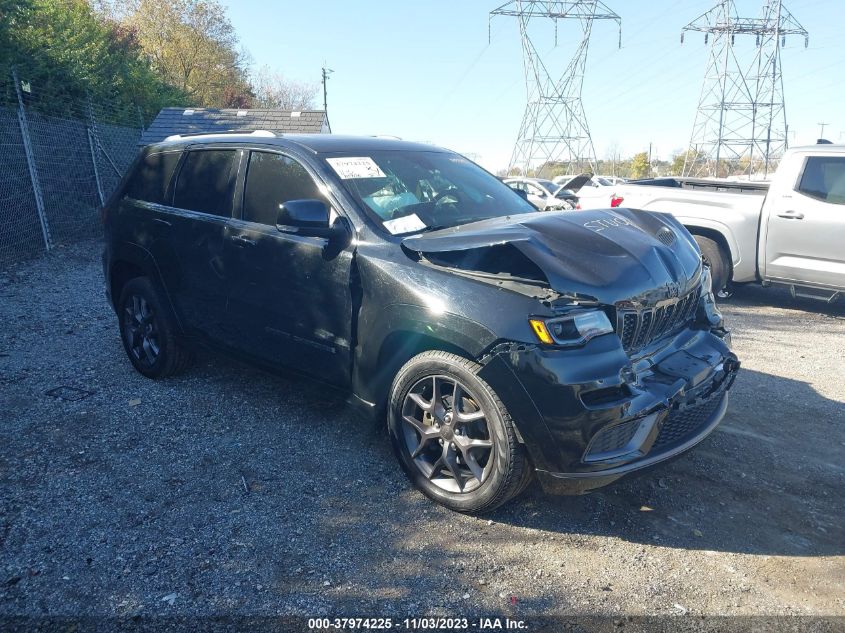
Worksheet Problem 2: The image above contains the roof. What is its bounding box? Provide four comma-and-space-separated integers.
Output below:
148, 132, 450, 156
787, 143, 845, 154
139, 107, 328, 145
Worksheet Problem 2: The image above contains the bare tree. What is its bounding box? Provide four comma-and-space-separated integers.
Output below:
252, 65, 318, 110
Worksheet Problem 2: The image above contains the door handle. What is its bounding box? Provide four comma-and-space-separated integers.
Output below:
776, 211, 804, 220
152, 218, 171, 227
230, 235, 256, 247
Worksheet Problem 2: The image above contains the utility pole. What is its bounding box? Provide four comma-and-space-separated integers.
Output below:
818, 122, 828, 139
648, 142, 652, 178
321, 66, 333, 133
682, 0, 808, 179
490, 1, 621, 177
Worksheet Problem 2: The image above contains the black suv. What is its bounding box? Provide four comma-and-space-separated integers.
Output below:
103, 132, 739, 513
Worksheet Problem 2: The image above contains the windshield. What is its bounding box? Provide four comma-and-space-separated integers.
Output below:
324, 151, 536, 235
534, 179, 560, 194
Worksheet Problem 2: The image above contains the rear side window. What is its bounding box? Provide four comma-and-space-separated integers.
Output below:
242, 151, 324, 226
124, 151, 181, 204
173, 150, 238, 216
797, 156, 845, 205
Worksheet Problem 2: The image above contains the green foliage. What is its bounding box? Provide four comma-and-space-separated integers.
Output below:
629, 152, 651, 179
1, 0, 188, 123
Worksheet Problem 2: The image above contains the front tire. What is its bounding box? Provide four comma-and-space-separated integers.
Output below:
117, 277, 193, 379
693, 235, 730, 295
387, 351, 532, 513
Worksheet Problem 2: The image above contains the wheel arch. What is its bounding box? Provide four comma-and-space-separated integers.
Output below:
352, 305, 499, 414
108, 242, 182, 331
686, 226, 734, 282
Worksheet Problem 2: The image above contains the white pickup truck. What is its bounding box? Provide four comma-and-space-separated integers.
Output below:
576, 144, 845, 301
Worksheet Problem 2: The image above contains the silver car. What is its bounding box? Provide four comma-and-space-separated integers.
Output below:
504, 177, 578, 210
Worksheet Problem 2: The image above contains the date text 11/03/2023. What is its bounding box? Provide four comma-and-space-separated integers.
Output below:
308, 617, 528, 630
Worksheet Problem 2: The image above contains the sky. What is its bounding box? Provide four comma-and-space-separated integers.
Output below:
220, 0, 844, 172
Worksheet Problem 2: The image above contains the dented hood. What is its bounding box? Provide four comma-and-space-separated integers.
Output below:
402, 209, 703, 306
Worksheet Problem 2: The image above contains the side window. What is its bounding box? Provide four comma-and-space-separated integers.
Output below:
173, 149, 238, 216
242, 151, 324, 226
797, 156, 845, 205
124, 151, 181, 204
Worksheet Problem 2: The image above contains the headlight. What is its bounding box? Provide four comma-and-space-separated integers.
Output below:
529, 310, 614, 347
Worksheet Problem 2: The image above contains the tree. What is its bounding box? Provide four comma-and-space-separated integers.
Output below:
121, 0, 251, 107
252, 65, 318, 110
630, 152, 651, 179
2, 0, 186, 121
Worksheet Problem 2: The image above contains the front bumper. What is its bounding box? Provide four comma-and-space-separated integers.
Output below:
478, 326, 739, 495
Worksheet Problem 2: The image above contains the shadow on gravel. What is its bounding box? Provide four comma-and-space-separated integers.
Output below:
485, 366, 844, 558
723, 283, 845, 318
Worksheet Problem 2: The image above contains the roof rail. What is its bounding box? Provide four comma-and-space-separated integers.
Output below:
164, 129, 277, 141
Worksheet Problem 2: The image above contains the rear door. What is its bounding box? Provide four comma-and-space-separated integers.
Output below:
223, 149, 354, 386
763, 154, 845, 289
167, 147, 242, 341
115, 149, 183, 279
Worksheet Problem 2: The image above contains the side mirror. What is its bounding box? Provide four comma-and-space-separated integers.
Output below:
277, 199, 330, 230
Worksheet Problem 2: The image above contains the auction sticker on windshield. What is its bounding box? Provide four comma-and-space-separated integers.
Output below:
383, 213, 426, 235
326, 157, 386, 179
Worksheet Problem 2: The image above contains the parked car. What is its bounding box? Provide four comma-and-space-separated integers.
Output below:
103, 132, 739, 513
575, 144, 845, 299
503, 177, 578, 210
597, 175, 628, 186
553, 174, 614, 189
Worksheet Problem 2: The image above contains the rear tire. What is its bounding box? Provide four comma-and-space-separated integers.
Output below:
117, 277, 193, 379
387, 351, 532, 513
693, 235, 730, 294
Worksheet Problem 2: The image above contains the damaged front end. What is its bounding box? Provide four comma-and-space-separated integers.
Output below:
402, 209, 740, 494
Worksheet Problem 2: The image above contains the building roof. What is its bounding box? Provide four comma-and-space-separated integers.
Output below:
139, 107, 328, 145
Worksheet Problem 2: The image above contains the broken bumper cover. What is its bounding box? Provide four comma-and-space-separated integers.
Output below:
478, 327, 739, 495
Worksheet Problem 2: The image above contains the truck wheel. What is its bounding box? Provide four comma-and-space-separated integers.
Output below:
387, 351, 532, 513
693, 235, 730, 294
117, 277, 194, 379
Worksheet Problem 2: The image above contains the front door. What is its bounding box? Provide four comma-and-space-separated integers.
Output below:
224, 150, 354, 386
764, 154, 845, 289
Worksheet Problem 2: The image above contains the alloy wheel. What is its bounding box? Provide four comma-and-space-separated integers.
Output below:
122, 294, 161, 368
400, 375, 495, 494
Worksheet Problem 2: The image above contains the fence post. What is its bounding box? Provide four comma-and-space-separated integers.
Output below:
12, 68, 52, 251
86, 98, 105, 206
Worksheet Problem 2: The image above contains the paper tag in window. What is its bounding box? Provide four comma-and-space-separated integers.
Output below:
383, 213, 426, 235
326, 156, 386, 179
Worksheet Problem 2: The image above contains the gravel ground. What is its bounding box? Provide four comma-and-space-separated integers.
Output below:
0, 241, 843, 627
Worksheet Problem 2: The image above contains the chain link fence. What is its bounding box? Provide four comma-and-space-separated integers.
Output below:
0, 69, 145, 267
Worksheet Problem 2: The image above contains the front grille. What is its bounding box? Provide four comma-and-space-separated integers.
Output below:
616, 285, 700, 353
652, 392, 724, 449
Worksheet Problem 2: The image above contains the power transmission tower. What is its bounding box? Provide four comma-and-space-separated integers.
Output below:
682, 0, 808, 179
490, 1, 621, 177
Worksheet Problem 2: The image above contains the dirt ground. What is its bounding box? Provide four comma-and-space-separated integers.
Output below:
0, 241, 843, 629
